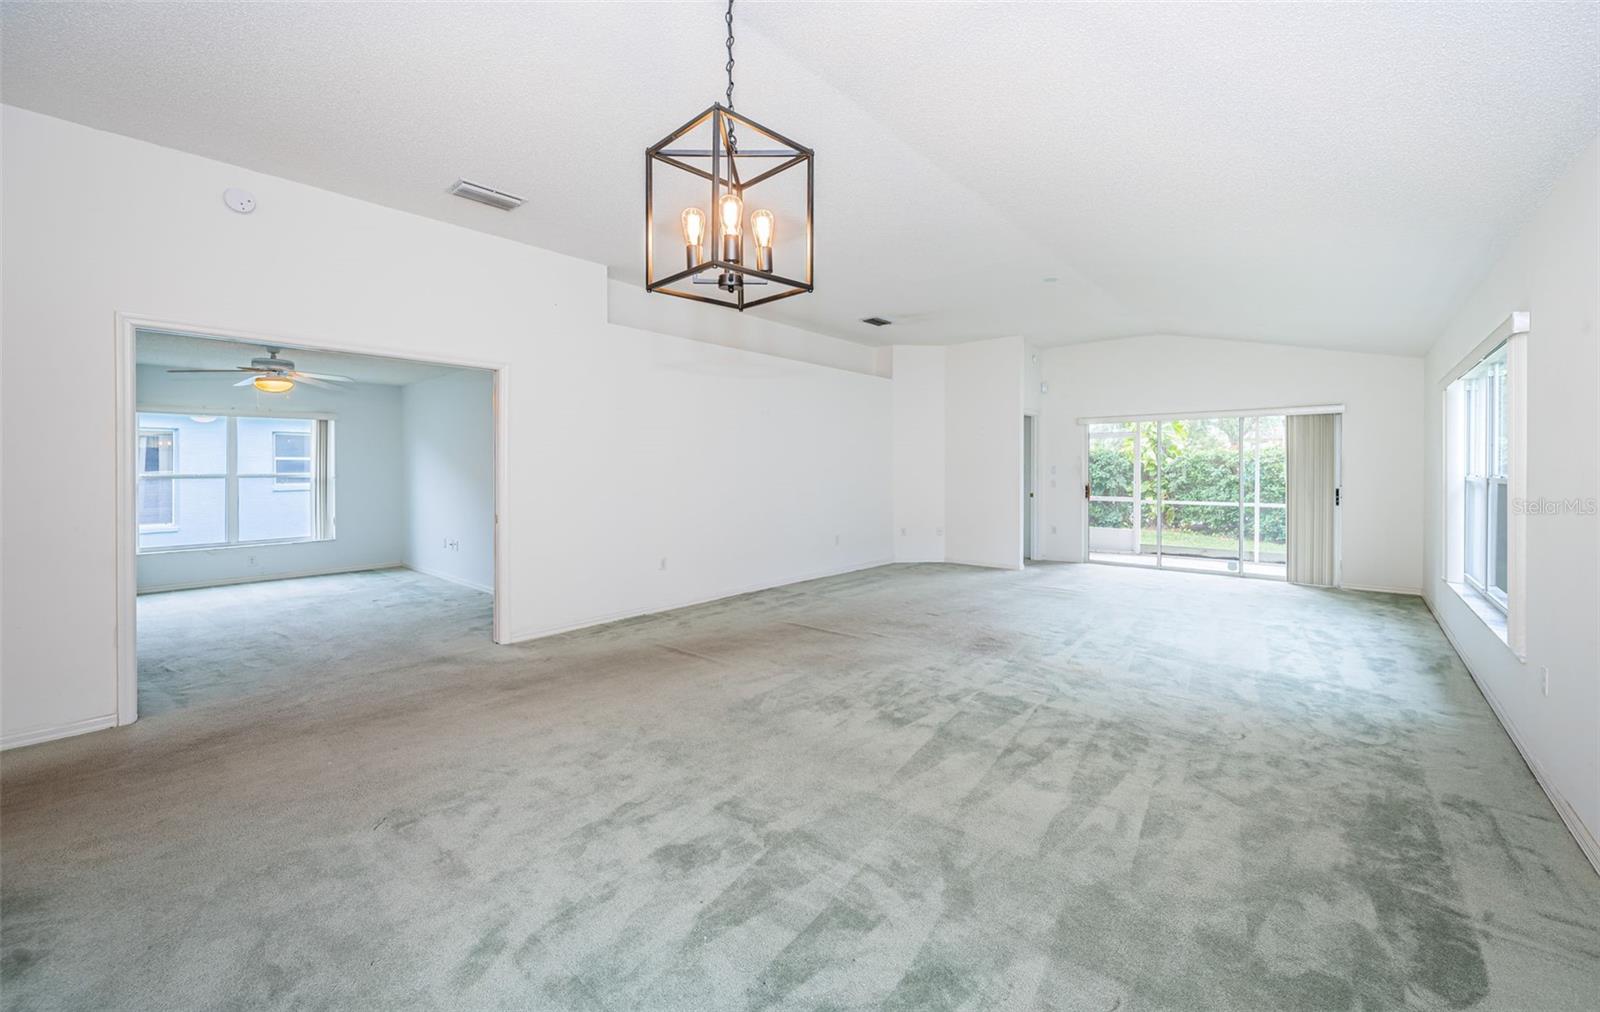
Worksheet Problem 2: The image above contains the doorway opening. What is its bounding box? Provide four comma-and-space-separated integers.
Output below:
116, 319, 506, 724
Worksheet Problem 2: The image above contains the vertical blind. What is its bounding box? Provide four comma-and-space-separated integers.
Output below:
1285, 413, 1338, 586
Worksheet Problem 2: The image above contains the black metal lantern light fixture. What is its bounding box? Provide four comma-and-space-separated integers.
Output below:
645, 0, 813, 311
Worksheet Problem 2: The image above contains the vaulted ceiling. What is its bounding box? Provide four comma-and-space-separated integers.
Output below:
4, 1, 1595, 353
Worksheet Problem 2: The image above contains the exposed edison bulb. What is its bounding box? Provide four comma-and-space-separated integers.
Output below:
680, 207, 705, 247
750, 209, 774, 249
254, 375, 295, 394
718, 192, 743, 236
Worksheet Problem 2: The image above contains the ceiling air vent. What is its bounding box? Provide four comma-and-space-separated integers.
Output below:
450, 179, 524, 211
861, 317, 893, 327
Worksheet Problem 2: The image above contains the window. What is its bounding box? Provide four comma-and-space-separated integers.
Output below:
273, 431, 312, 488
1443, 313, 1528, 654
137, 428, 177, 528
136, 412, 333, 552
1457, 343, 1509, 611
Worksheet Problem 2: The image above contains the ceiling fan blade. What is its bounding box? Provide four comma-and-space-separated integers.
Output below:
167, 368, 257, 374
290, 375, 338, 390
234, 376, 261, 387
293, 371, 353, 382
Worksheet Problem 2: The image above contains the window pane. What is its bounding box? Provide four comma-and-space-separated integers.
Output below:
138, 476, 174, 526
1250, 416, 1286, 505
1088, 501, 1138, 556
1158, 418, 1241, 568
1493, 363, 1510, 477
138, 477, 226, 550
138, 430, 174, 474
238, 475, 314, 542
1491, 482, 1509, 598
238, 416, 313, 473
1087, 424, 1141, 560
136, 413, 225, 474
274, 431, 311, 459
1246, 504, 1287, 566
1163, 505, 1242, 573
1242, 416, 1286, 572
1088, 424, 1136, 498
1464, 478, 1486, 586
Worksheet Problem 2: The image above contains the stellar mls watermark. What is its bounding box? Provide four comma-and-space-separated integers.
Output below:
1512, 497, 1597, 515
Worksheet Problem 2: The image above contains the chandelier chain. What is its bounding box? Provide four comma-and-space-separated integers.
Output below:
724, 0, 737, 152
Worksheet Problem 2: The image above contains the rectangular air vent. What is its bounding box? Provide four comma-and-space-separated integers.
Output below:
861, 317, 893, 327
450, 179, 524, 211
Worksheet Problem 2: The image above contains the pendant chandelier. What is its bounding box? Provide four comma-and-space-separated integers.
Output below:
645, 0, 814, 311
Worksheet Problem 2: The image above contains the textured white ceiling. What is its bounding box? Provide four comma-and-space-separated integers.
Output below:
137, 331, 460, 386
4, 1, 1596, 354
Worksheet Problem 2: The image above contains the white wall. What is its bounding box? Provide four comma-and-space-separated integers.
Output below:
891, 346, 946, 562
1422, 137, 1599, 862
1036, 334, 1424, 594
0, 107, 893, 747
402, 370, 494, 593
608, 280, 886, 379
945, 336, 1026, 570
134, 365, 406, 591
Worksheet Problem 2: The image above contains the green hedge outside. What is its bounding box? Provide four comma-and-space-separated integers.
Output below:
1089, 444, 1286, 542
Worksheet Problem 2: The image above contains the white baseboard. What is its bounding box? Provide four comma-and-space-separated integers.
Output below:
505, 557, 895, 643
1341, 583, 1423, 596
137, 562, 403, 595
1424, 598, 1600, 877
1, 713, 117, 751
403, 564, 492, 595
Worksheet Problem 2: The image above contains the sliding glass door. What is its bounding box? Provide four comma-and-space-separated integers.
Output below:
1086, 413, 1287, 579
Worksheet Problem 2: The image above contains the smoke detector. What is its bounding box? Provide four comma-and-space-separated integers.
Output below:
450, 179, 524, 211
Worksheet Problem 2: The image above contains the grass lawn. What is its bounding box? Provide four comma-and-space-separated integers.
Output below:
1142, 529, 1286, 553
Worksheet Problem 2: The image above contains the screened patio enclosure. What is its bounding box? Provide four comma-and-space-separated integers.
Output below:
1086, 415, 1287, 578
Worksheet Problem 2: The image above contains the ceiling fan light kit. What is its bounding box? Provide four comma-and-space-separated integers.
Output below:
644, 0, 813, 312
252, 375, 296, 394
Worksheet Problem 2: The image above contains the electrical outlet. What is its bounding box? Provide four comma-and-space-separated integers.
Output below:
246, 555, 256, 566
935, 527, 944, 536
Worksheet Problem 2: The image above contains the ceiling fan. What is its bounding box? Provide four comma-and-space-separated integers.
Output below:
165, 347, 353, 393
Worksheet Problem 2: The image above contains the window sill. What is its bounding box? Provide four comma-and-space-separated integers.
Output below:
138, 536, 333, 556
1445, 579, 1509, 645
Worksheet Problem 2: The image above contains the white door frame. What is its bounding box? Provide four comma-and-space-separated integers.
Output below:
114, 312, 511, 727
1022, 412, 1039, 561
